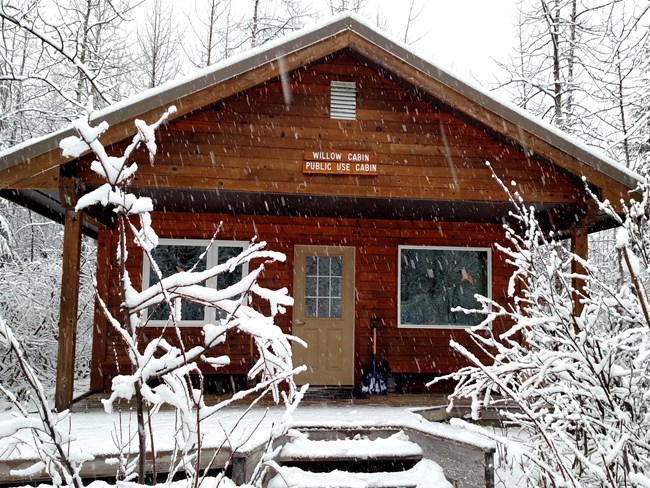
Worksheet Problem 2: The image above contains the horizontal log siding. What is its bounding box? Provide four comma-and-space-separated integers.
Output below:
93, 213, 513, 392
78, 54, 583, 205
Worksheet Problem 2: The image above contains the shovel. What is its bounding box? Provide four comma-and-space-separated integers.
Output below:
361, 318, 387, 395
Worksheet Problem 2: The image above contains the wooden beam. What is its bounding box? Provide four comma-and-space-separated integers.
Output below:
570, 200, 599, 316
89, 229, 110, 392
55, 177, 84, 412
571, 226, 588, 316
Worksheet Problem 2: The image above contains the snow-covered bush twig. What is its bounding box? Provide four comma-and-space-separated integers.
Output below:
0, 202, 95, 401
0, 315, 91, 488
56, 108, 306, 485
435, 163, 650, 487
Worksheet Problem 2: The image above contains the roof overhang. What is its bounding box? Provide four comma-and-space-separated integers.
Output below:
1, 186, 619, 238
0, 189, 99, 238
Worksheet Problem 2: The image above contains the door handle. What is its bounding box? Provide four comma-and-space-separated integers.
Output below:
292, 319, 305, 326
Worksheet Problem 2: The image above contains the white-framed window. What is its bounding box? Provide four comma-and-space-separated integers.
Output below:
398, 245, 491, 328
142, 239, 249, 326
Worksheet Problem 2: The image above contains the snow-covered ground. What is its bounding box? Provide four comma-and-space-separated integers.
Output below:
0, 404, 491, 459
0, 403, 519, 487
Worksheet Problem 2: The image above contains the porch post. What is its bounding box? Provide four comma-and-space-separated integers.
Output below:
570, 226, 588, 317
55, 177, 83, 412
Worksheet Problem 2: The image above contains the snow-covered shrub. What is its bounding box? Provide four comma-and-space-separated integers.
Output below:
0, 109, 304, 487
61, 108, 305, 484
0, 314, 90, 488
0, 201, 95, 402
439, 166, 650, 487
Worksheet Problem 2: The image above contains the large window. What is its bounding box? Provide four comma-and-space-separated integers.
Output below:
398, 246, 491, 328
142, 239, 248, 326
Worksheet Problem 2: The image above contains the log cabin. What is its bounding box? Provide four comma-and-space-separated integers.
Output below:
0, 14, 642, 411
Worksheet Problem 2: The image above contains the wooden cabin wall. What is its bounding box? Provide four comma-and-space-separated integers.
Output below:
86, 52, 579, 392
90, 213, 513, 392
78, 53, 584, 205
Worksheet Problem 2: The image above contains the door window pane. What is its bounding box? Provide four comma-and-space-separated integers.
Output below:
331, 277, 342, 296
317, 276, 330, 296
306, 297, 317, 317
305, 255, 343, 318
331, 298, 342, 317
306, 256, 318, 275
306, 276, 317, 296
317, 298, 330, 317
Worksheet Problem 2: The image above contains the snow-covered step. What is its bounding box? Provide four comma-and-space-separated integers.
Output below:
277, 430, 423, 463
267, 459, 453, 488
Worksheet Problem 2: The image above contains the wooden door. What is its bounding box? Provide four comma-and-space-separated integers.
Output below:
292, 246, 355, 386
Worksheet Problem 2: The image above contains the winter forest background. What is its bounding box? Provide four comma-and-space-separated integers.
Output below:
0, 0, 649, 400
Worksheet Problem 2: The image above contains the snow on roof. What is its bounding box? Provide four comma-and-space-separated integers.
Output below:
0, 12, 643, 190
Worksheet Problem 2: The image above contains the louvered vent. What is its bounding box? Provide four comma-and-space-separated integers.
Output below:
330, 81, 357, 120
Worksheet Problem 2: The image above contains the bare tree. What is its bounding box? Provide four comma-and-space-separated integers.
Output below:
494, 0, 605, 134
494, 0, 650, 177
186, 0, 243, 68
0, 0, 138, 147
248, 0, 315, 48
326, 0, 367, 15
589, 2, 650, 172
134, 0, 183, 90
402, 0, 424, 44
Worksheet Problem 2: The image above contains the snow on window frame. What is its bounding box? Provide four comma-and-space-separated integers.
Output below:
397, 245, 492, 329
141, 238, 249, 327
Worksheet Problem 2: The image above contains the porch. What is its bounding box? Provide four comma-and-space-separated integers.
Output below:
0, 396, 502, 488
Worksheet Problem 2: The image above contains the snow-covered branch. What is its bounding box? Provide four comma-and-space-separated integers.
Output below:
436, 167, 650, 487
55, 107, 303, 484
0, 3, 112, 104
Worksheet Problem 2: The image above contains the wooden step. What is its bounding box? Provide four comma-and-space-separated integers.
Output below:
270, 430, 426, 482
267, 459, 452, 488
277, 430, 423, 464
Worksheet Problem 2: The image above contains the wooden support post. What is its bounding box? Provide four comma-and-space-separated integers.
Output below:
570, 199, 600, 317
55, 178, 83, 412
571, 226, 588, 317
89, 230, 109, 393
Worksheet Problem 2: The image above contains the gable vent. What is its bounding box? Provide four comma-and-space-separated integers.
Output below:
330, 81, 357, 120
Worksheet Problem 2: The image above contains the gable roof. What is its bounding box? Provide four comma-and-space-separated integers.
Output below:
0, 13, 643, 200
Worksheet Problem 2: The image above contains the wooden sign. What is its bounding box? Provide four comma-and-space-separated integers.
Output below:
303, 150, 379, 175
